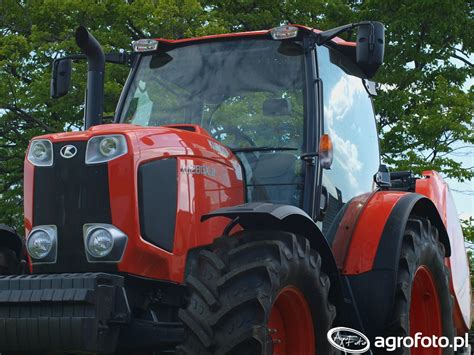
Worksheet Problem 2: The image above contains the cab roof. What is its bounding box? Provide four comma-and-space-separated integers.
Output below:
153, 24, 356, 48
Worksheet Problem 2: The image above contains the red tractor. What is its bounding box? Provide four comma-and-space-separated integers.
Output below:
0, 22, 470, 354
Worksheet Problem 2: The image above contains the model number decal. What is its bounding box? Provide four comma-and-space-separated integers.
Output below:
181, 165, 216, 177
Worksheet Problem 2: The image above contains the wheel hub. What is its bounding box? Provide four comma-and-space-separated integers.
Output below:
267, 286, 315, 355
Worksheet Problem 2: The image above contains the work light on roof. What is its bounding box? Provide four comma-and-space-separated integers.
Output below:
133, 39, 159, 52
270, 25, 299, 40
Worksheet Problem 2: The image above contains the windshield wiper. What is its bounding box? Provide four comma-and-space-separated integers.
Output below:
231, 147, 298, 153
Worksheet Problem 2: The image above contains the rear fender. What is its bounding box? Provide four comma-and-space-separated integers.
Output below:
333, 192, 450, 276
330, 187, 455, 338
344, 193, 452, 337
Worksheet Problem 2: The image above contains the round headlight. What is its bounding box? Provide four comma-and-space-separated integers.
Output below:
27, 230, 53, 259
99, 137, 119, 157
86, 228, 114, 258
32, 141, 48, 160
28, 139, 53, 167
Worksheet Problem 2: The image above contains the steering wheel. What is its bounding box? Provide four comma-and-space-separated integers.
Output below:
212, 126, 256, 148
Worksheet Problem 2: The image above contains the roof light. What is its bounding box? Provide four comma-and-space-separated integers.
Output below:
270, 25, 299, 40
133, 39, 159, 52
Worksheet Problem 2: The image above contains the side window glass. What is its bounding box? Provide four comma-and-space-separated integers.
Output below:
318, 46, 380, 235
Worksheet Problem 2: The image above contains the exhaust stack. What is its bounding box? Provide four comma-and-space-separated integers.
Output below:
75, 26, 105, 129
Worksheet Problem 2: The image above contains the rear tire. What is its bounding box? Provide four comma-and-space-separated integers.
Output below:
177, 230, 337, 354
383, 217, 454, 355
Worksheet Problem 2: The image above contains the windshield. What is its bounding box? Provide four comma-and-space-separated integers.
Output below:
119, 39, 306, 150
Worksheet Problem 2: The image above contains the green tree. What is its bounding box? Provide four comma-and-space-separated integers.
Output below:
462, 217, 474, 241
0, 0, 207, 230
358, 0, 473, 181
0, 0, 472, 234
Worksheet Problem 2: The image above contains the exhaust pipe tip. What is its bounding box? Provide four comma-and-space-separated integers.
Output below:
75, 26, 105, 72
75, 26, 89, 49
75, 26, 105, 129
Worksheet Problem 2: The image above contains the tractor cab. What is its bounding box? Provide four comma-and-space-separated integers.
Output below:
116, 24, 383, 231
120, 37, 306, 207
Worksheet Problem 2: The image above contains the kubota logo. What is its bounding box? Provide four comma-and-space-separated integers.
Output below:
60, 145, 78, 159
327, 327, 370, 353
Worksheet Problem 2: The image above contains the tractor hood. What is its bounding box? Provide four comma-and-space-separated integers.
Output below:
30, 123, 234, 166
23, 123, 243, 278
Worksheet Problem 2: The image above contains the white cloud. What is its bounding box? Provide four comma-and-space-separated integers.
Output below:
324, 75, 366, 188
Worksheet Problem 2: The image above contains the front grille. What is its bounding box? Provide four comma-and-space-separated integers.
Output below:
32, 141, 115, 273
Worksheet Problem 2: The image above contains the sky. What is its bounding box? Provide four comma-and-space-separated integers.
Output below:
446, 145, 473, 220
448, 65, 473, 220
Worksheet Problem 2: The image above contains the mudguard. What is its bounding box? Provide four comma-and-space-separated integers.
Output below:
201, 203, 337, 274
202, 202, 346, 320
329, 170, 470, 336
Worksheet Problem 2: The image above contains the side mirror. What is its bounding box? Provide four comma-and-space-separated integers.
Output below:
374, 164, 391, 189
50, 58, 72, 98
356, 22, 385, 79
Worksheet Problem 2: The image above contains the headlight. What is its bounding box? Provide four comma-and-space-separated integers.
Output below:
27, 140, 53, 167
83, 224, 128, 262
86, 228, 114, 258
26, 225, 57, 263
85, 135, 127, 164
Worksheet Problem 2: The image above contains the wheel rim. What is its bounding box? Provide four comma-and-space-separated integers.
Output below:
267, 286, 315, 355
409, 266, 442, 355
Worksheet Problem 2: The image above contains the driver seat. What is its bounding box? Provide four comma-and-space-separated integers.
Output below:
250, 152, 300, 205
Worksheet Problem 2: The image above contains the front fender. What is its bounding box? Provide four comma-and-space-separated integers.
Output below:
202, 202, 346, 321
201, 203, 336, 273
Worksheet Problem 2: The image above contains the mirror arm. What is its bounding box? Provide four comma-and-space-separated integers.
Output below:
315, 21, 372, 46
105, 52, 134, 66
53, 53, 132, 66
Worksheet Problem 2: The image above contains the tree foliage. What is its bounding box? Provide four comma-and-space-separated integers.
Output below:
0, 0, 472, 232
358, 0, 473, 181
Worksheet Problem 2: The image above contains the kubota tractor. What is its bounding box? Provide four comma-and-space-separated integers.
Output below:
0, 22, 470, 354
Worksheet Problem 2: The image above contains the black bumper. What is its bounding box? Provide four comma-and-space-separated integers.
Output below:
0, 273, 184, 353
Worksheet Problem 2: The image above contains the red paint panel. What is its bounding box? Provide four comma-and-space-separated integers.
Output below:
23, 156, 35, 235
331, 192, 373, 269
342, 191, 406, 275
98, 126, 245, 282
416, 171, 447, 224
113, 154, 243, 282
23, 155, 35, 272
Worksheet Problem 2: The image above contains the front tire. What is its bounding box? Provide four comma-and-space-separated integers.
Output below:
178, 230, 337, 354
